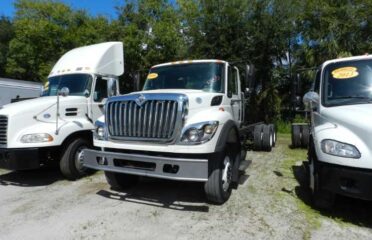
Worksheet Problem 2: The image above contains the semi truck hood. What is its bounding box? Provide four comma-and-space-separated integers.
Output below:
131, 89, 223, 110
0, 96, 88, 117
322, 104, 372, 144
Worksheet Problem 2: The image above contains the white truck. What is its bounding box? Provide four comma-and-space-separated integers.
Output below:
0, 78, 43, 107
303, 55, 372, 208
0, 42, 123, 180
83, 60, 276, 204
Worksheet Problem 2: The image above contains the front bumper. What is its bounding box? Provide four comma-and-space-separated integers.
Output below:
318, 161, 372, 200
83, 149, 209, 182
0, 148, 40, 170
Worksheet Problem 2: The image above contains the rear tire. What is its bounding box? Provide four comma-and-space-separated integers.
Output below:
301, 125, 310, 148
104, 172, 139, 190
205, 148, 234, 204
291, 124, 301, 148
253, 124, 263, 151
269, 124, 276, 147
59, 138, 91, 180
262, 125, 272, 152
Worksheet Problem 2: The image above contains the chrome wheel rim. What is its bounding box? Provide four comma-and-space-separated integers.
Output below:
75, 146, 86, 172
222, 156, 232, 192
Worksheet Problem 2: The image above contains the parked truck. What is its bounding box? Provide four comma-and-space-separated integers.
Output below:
303, 54, 372, 208
0, 78, 43, 107
0, 42, 123, 180
83, 60, 276, 204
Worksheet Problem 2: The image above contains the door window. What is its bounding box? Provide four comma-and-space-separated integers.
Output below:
228, 66, 238, 97
94, 77, 108, 102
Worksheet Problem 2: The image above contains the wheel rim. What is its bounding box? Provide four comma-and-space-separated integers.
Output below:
269, 133, 273, 147
75, 146, 87, 172
221, 156, 232, 192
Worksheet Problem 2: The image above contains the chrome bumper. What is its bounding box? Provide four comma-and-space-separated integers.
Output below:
83, 149, 209, 182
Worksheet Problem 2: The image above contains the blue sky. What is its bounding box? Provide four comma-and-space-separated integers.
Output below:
0, 0, 122, 19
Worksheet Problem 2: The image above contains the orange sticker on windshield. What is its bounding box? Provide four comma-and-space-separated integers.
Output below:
147, 73, 158, 79
332, 67, 359, 79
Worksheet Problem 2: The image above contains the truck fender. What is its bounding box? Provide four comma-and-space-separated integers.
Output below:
214, 120, 241, 183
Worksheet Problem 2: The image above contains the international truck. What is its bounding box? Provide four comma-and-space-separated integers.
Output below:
303, 54, 372, 208
0, 78, 43, 107
0, 42, 123, 180
83, 59, 276, 204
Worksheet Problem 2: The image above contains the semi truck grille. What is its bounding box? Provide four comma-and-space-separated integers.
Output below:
107, 98, 185, 142
0, 116, 8, 145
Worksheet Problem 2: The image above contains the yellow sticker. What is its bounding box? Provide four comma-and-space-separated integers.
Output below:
147, 73, 158, 79
332, 67, 359, 79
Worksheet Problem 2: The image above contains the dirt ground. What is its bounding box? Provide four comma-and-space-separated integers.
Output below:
1, 134, 372, 240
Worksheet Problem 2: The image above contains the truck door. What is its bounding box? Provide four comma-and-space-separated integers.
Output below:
91, 76, 108, 121
228, 65, 242, 126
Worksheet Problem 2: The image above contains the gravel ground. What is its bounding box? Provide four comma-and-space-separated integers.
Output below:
1, 134, 372, 240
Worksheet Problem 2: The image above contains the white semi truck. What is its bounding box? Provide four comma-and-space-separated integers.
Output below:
303, 55, 372, 208
0, 78, 43, 107
83, 60, 276, 204
0, 42, 123, 180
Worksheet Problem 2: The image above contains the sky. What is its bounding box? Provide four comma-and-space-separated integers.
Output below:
0, 0, 122, 19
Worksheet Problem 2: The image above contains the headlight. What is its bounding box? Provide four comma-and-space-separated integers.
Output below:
180, 121, 218, 144
94, 120, 105, 140
21, 133, 53, 143
321, 139, 361, 158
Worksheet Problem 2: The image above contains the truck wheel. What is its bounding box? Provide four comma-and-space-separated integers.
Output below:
291, 124, 301, 148
262, 125, 272, 152
104, 171, 139, 190
301, 125, 310, 148
269, 124, 276, 147
253, 124, 263, 151
205, 149, 234, 204
59, 138, 92, 180
308, 143, 334, 209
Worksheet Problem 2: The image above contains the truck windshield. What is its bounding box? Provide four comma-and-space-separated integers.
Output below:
45, 74, 92, 97
323, 59, 372, 106
143, 62, 225, 93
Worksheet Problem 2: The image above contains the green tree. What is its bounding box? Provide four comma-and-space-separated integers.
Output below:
0, 16, 14, 77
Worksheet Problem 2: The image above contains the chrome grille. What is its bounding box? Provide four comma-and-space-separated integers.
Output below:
107, 99, 183, 142
0, 115, 8, 145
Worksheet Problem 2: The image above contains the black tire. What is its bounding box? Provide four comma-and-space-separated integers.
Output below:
253, 124, 263, 151
262, 125, 272, 152
204, 148, 235, 204
269, 124, 276, 147
104, 171, 139, 190
59, 138, 92, 180
291, 124, 301, 148
308, 142, 335, 209
301, 125, 310, 148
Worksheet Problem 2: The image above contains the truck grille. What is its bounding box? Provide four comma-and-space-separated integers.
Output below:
107, 97, 186, 142
0, 115, 8, 145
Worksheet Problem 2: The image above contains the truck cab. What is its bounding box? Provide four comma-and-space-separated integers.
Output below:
83, 59, 270, 204
304, 55, 372, 208
0, 42, 123, 180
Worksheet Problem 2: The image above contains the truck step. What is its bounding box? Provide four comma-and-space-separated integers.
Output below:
239, 160, 251, 172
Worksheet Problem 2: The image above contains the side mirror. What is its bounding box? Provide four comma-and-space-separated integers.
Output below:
303, 91, 319, 111
58, 87, 69, 97
245, 64, 255, 93
107, 78, 117, 97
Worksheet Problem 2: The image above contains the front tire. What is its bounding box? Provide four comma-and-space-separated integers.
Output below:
59, 138, 91, 180
308, 142, 335, 209
204, 150, 234, 204
104, 171, 139, 190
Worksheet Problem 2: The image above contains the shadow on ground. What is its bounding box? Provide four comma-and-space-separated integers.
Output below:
97, 178, 210, 212
0, 166, 63, 187
292, 162, 372, 228
97, 170, 250, 213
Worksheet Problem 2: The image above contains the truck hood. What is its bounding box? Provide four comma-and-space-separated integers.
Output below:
130, 89, 223, 110
0, 96, 87, 117
323, 104, 372, 143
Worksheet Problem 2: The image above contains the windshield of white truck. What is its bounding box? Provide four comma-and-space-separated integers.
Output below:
45, 74, 92, 97
143, 62, 225, 93
323, 59, 372, 106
